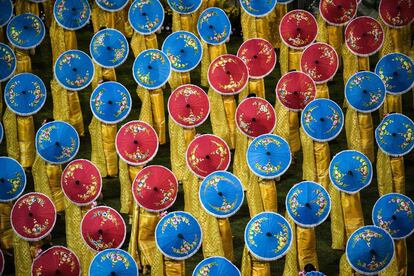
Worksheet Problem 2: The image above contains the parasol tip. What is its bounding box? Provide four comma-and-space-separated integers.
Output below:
218, 192, 223, 197
186, 104, 191, 108
55, 142, 61, 147
392, 215, 397, 220
319, 118, 325, 122
177, 233, 184, 239
347, 170, 353, 176
180, 49, 185, 54
0, 178, 4, 183
72, 68, 77, 72
75, 180, 80, 185
153, 187, 158, 192
98, 229, 103, 235
253, 55, 258, 59
110, 272, 116, 276
205, 155, 211, 160
148, 65, 153, 70
22, 90, 27, 95
370, 249, 376, 255
142, 12, 147, 16
108, 100, 113, 105
305, 203, 311, 208
55, 269, 61, 275
266, 232, 273, 237
252, 118, 256, 122
28, 212, 33, 217
266, 151, 271, 156
209, 25, 213, 29
133, 140, 138, 145
226, 71, 231, 75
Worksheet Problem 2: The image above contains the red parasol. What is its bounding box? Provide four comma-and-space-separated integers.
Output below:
237, 38, 277, 79
186, 134, 231, 179
345, 16, 384, 57
81, 206, 126, 251
31, 246, 81, 276
115, 120, 159, 166
11, 192, 56, 241
276, 71, 316, 111
61, 159, 102, 206
207, 54, 249, 95
279, 9, 318, 50
168, 84, 210, 128
319, 0, 358, 26
379, 0, 414, 28
300, 42, 339, 84
235, 97, 276, 138
132, 165, 178, 212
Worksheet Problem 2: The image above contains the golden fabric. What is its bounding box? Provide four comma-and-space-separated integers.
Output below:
172, 12, 182, 32
217, 218, 234, 261
327, 26, 343, 65
274, 102, 290, 151
91, 4, 115, 32
222, 96, 237, 149
316, 83, 330, 99
376, 150, 393, 196
314, 142, 330, 190
51, 78, 70, 122
150, 89, 166, 144
300, 128, 317, 181
183, 128, 196, 145
128, 202, 142, 269
50, 20, 77, 64
145, 34, 159, 49
17, 115, 35, 168
280, 42, 289, 75
15, 0, 39, 15
379, 254, 399, 276
316, 14, 328, 43
358, 57, 370, 71
390, 28, 404, 53
289, 111, 301, 154
258, 179, 277, 212
342, 44, 359, 87
241, 247, 271, 276
15, 49, 32, 74
246, 173, 264, 217
283, 214, 299, 276
395, 239, 407, 276
233, 131, 250, 191
297, 226, 318, 270
137, 86, 154, 126
269, 5, 288, 47
3, 108, 20, 160
13, 234, 32, 276
390, 157, 405, 194
255, 17, 271, 42
119, 159, 133, 214
248, 79, 266, 98
32, 155, 53, 199
329, 182, 345, 250
102, 68, 117, 81
102, 123, 118, 176
164, 258, 185, 276
151, 249, 164, 276
200, 40, 210, 87
0, 203, 12, 250
208, 89, 231, 148
89, 117, 108, 177
288, 50, 302, 72
67, 91, 85, 136
381, 95, 402, 116
169, 119, 187, 183
339, 253, 355, 276
138, 209, 159, 267
241, 10, 257, 41
341, 193, 364, 238
131, 33, 147, 57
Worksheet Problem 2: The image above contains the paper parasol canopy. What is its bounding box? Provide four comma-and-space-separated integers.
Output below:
133, 49, 171, 90
89, 249, 139, 276
286, 181, 331, 227
235, 97, 276, 138
167, 0, 202, 14
11, 192, 56, 241
53, 0, 91, 31
345, 71, 386, 113
6, 13, 45, 49
162, 31, 203, 72
379, 0, 414, 28
193, 256, 241, 276
186, 134, 231, 179
237, 38, 277, 79
375, 113, 414, 157
197, 7, 231, 46
372, 193, 414, 240
115, 120, 159, 166
319, 0, 358, 26
279, 9, 318, 50
239, 0, 277, 17
246, 134, 291, 179
0, 157, 26, 202
61, 159, 102, 206
155, 211, 202, 260
90, 28, 129, 68
35, 121, 80, 164
0, 43, 16, 82
4, 73, 47, 116
276, 71, 316, 111
81, 206, 126, 251
329, 150, 373, 194
168, 84, 210, 128
346, 225, 394, 275
31, 246, 81, 276
90, 81, 132, 124
300, 42, 339, 84
95, 0, 129, 12
301, 98, 344, 142
244, 212, 293, 261
208, 54, 249, 95
344, 16, 384, 57
54, 50, 95, 91
199, 171, 244, 218
128, 0, 164, 35
375, 53, 414, 95
0, 0, 12, 28
132, 165, 178, 212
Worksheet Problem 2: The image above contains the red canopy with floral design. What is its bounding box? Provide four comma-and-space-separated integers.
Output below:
319, 0, 358, 26
31, 246, 81, 276
379, 0, 414, 28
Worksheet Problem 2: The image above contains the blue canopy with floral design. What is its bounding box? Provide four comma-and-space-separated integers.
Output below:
128, 0, 164, 35
197, 7, 231, 45
6, 13, 45, 49
0, 157, 26, 202
90, 28, 129, 68
89, 249, 138, 276
193, 256, 240, 276
53, 0, 91, 31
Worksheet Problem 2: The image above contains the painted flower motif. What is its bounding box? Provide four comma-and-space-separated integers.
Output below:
255, 161, 282, 174
7, 172, 23, 194
29, 81, 44, 107
0, 47, 15, 69
161, 214, 190, 233
6, 81, 19, 105
169, 0, 195, 13
376, 118, 392, 142
357, 254, 390, 272
354, 155, 369, 182
93, 89, 105, 115
23, 218, 50, 236
313, 189, 328, 216
326, 106, 341, 133
92, 209, 119, 226
303, 106, 317, 129
363, 90, 383, 107
157, 180, 176, 207
56, 138, 77, 160
179, 33, 200, 52
332, 163, 347, 187
288, 189, 303, 217
351, 229, 382, 248
101, 252, 130, 269
375, 210, 397, 235
38, 125, 57, 146
172, 238, 199, 255
346, 30, 361, 51
114, 92, 129, 117
54, 250, 77, 272
125, 148, 150, 162
274, 222, 290, 253
389, 197, 413, 219
196, 262, 218, 276
18, 195, 45, 208
97, 0, 115, 8
247, 217, 267, 247
134, 173, 150, 198
402, 123, 414, 149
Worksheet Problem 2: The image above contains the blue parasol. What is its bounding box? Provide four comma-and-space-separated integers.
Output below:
54, 50, 95, 91
246, 134, 291, 179
301, 98, 344, 142
0, 43, 16, 82
95, 0, 129, 12
90, 28, 129, 68
199, 171, 244, 218
306, 272, 325, 276
0, 157, 26, 202
162, 31, 202, 72
372, 193, 414, 240
244, 212, 292, 261
0, 122, 3, 144
132, 49, 171, 90
0, 0, 12, 28
375, 113, 414, 157
278, 0, 294, 3
89, 248, 139, 276
329, 150, 372, 194
128, 0, 164, 35
167, 0, 202, 14
346, 225, 394, 275
239, 0, 277, 17
286, 181, 331, 227
345, 71, 386, 113
197, 7, 231, 46
6, 13, 45, 50
53, 0, 91, 31
4, 73, 47, 116
90, 81, 132, 124
155, 211, 202, 260
193, 256, 240, 276
375, 53, 414, 95
35, 121, 80, 165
